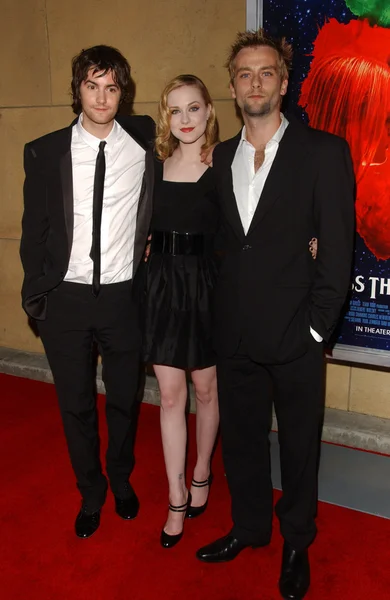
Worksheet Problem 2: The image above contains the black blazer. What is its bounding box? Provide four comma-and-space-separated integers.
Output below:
20, 115, 155, 320
212, 118, 355, 364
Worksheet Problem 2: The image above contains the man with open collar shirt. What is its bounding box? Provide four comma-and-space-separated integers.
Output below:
196, 30, 355, 600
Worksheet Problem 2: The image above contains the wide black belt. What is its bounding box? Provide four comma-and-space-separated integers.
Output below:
150, 230, 212, 256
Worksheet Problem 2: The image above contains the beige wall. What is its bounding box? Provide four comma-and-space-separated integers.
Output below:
0, 0, 243, 354
326, 363, 390, 419
1, 0, 389, 419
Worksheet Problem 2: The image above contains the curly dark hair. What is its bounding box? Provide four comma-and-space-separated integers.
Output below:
71, 45, 131, 114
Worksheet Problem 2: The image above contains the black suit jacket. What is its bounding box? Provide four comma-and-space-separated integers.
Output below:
212, 118, 355, 364
20, 115, 155, 320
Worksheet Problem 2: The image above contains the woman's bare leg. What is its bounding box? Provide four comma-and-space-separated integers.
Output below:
190, 365, 219, 507
154, 364, 189, 534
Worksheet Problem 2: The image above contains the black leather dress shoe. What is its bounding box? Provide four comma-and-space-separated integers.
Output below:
114, 494, 139, 520
75, 506, 101, 539
196, 533, 266, 563
279, 542, 310, 599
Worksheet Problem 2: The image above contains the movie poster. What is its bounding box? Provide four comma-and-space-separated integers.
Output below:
263, 1, 390, 358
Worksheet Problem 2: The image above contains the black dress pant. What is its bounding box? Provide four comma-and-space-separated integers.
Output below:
217, 335, 325, 551
37, 280, 141, 512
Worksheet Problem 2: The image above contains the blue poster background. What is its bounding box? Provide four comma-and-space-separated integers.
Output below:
264, 0, 390, 351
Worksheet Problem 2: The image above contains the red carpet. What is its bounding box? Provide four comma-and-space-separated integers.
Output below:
1, 372, 389, 600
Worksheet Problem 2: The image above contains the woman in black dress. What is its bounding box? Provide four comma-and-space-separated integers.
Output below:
143, 75, 220, 548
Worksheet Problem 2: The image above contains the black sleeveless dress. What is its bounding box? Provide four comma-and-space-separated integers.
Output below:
143, 162, 219, 369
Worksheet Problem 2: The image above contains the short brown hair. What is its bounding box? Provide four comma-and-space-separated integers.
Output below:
155, 74, 219, 161
226, 29, 293, 83
71, 45, 131, 114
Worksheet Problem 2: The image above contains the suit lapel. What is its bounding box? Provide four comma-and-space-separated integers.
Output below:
247, 119, 308, 236
115, 115, 150, 150
218, 134, 246, 241
59, 124, 75, 259
133, 148, 154, 274
116, 116, 155, 273
138, 146, 154, 221
115, 116, 155, 222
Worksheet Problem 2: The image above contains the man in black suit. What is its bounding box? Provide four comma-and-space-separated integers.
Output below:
20, 46, 154, 538
196, 30, 355, 599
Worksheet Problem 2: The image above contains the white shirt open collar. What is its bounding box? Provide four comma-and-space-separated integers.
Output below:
239, 113, 288, 149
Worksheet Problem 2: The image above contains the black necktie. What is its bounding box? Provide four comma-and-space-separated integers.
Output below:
90, 141, 106, 297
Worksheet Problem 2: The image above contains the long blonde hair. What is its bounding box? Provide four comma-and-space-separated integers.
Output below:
155, 74, 219, 161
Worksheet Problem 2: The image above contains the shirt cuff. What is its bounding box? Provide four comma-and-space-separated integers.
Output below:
310, 326, 323, 342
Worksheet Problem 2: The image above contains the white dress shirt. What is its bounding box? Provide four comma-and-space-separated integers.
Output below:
232, 114, 289, 234
64, 114, 145, 284
231, 114, 322, 342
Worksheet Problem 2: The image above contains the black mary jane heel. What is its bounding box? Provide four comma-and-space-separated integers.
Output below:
160, 492, 192, 548
186, 474, 213, 519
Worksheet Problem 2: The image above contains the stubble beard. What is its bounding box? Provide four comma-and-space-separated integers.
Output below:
243, 100, 271, 118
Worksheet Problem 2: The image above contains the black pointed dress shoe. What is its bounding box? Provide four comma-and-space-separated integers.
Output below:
187, 474, 213, 519
160, 492, 191, 549
196, 533, 266, 563
75, 506, 101, 539
114, 493, 139, 520
279, 542, 310, 600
